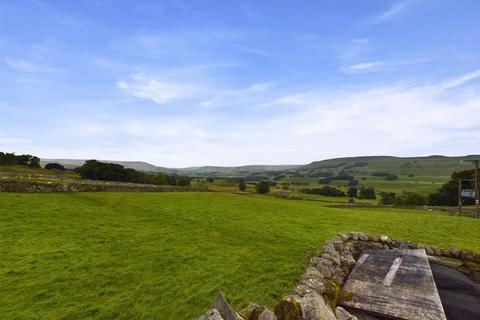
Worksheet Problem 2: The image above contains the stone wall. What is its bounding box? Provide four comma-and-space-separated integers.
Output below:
196, 232, 480, 320
0, 179, 206, 193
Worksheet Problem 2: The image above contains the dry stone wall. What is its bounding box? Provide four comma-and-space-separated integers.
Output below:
196, 232, 480, 320
0, 179, 206, 193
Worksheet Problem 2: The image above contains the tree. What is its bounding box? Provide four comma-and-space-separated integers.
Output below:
206, 177, 215, 183
255, 181, 270, 194
29, 156, 40, 168
347, 186, 358, 198
395, 192, 425, 206
428, 169, 475, 206
0, 152, 17, 165
176, 176, 191, 187
380, 192, 396, 205
45, 162, 65, 171
359, 187, 376, 199
238, 179, 246, 191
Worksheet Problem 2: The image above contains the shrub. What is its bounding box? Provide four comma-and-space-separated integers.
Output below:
301, 186, 346, 197
45, 163, 65, 171
380, 192, 396, 205
238, 179, 246, 191
347, 186, 358, 198
255, 181, 270, 194
394, 192, 425, 206
359, 187, 376, 199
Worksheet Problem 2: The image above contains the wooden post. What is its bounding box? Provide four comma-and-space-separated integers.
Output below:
475, 160, 479, 219
458, 178, 462, 216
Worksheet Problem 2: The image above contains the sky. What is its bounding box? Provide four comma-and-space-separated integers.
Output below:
0, 0, 479, 167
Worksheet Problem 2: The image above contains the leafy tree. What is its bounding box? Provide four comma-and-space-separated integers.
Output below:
359, 187, 376, 199
347, 186, 358, 198
0, 152, 17, 165
428, 169, 475, 206
394, 192, 425, 206
45, 163, 65, 171
176, 176, 191, 187
29, 156, 40, 168
206, 177, 215, 183
238, 179, 246, 191
255, 181, 270, 194
385, 174, 398, 181
380, 192, 396, 205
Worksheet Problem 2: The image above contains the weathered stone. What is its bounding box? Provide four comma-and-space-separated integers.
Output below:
274, 295, 302, 320
299, 267, 325, 295
199, 309, 225, 320
293, 284, 312, 297
258, 309, 277, 320
461, 250, 474, 261
449, 248, 460, 258
322, 251, 341, 267
340, 253, 356, 267
398, 241, 409, 250
214, 291, 239, 320
379, 235, 390, 243
357, 232, 368, 241
441, 248, 451, 257
349, 232, 359, 241
331, 240, 344, 252
432, 246, 442, 256
473, 254, 480, 264
335, 306, 358, 320
338, 232, 349, 241
311, 257, 335, 278
407, 241, 417, 249
300, 291, 336, 320
428, 255, 463, 268
367, 234, 379, 242
240, 303, 265, 320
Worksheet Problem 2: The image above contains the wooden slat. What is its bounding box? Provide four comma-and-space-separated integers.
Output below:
340, 249, 447, 320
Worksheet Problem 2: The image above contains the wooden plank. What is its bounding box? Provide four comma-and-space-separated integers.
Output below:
340, 249, 447, 320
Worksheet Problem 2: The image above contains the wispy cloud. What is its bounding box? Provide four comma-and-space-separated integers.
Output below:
5, 58, 64, 73
117, 74, 202, 104
344, 61, 383, 72
375, 1, 414, 23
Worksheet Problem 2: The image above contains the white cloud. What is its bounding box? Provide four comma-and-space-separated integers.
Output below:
117, 75, 201, 104
345, 61, 383, 71
5, 58, 64, 73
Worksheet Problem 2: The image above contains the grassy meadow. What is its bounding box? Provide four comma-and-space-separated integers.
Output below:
1, 192, 479, 319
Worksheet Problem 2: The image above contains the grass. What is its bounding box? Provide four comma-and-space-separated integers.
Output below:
1, 192, 479, 320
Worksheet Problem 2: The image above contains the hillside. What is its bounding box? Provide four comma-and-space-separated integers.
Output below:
300, 155, 479, 176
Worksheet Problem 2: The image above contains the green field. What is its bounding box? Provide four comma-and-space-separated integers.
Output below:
1, 192, 479, 319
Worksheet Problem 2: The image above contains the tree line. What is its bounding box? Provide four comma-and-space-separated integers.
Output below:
378, 169, 477, 206
0, 152, 40, 168
77, 160, 191, 186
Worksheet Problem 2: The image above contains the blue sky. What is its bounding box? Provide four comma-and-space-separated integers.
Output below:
1, 0, 479, 167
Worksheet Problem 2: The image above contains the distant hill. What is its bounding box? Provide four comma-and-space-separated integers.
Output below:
40, 155, 479, 177
40, 159, 171, 173
39, 159, 299, 175
300, 155, 480, 176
